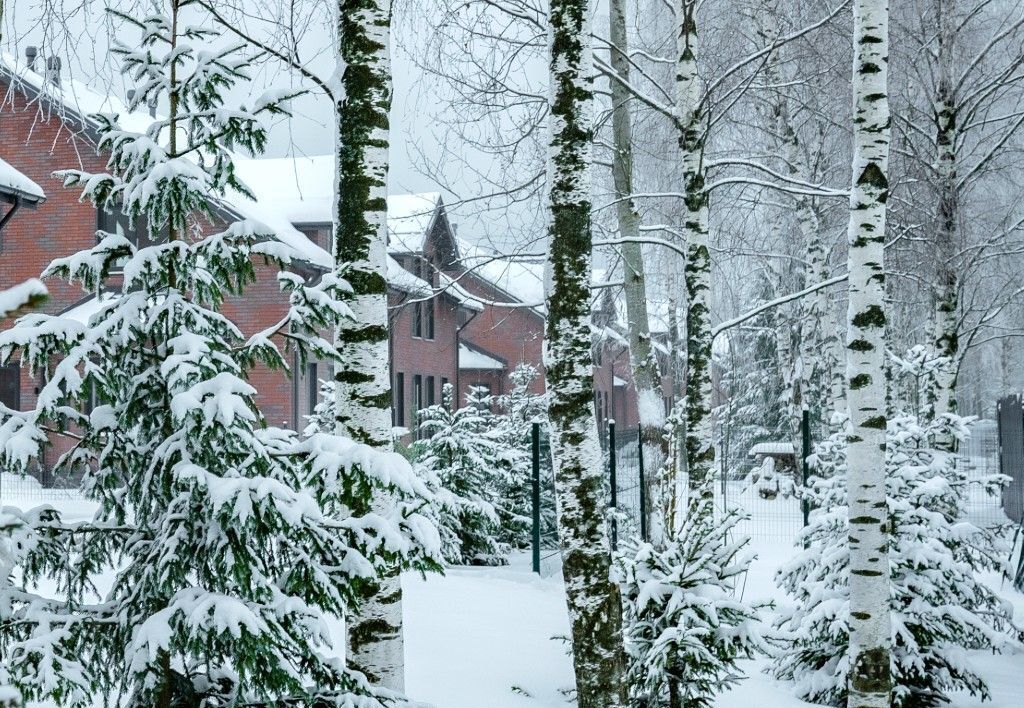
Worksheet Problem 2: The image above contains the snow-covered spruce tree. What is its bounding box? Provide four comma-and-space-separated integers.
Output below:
772, 410, 1021, 707
0, 9, 438, 706
616, 499, 770, 708
544, 0, 629, 704
412, 384, 505, 565
494, 363, 547, 549
0, 279, 47, 708
843, 0, 894, 701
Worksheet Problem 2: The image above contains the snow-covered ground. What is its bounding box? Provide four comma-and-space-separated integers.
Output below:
404, 543, 1024, 708
3, 482, 1022, 707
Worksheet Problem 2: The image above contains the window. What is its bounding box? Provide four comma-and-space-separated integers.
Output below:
394, 372, 405, 427
410, 259, 435, 340
424, 297, 435, 340
297, 225, 331, 251
440, 376, 449, 400
426, 376, 435, 408
98, 206, 159, 272
307, 363, 318, 416
412, 374, 424, 439
0, 365, 19, 410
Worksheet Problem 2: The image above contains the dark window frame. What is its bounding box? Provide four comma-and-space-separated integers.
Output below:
394, 372, 405, 427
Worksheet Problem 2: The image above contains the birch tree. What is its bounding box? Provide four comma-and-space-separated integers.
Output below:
607, 0, 667, 539
544, 1, 628, 705
332, 0, 405, 690
196, 0, 408, 689
843, 0, 893, 703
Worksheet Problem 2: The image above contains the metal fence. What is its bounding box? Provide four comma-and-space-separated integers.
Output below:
587, 416, 1010, 551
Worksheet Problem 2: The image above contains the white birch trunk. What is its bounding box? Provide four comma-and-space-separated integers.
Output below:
545, 2, 628, 705
845, 0, 893, 703
608, 0, 667, 543
674, 0, 715, 504
931, 0, 958, 425
334, 0, 404, 691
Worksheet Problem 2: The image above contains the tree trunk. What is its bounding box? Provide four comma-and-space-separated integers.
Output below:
335, 0, 404, 691
608, 0, 668, 542
675, 0, 714, 504
931, 0, 958, 424
545, 2, 628, 705
844, 0, 893, 704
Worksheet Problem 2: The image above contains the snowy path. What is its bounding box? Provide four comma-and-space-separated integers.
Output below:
404, 557, 574, 707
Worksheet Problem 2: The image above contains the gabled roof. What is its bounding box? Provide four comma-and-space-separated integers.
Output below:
0, 53, 325, 266
455, 237, 546, 317
0, 157, 45, 205
231, 155, 446, 255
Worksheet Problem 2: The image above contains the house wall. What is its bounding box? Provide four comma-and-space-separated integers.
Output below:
388, 289, 460, 442
0, 83, 310, 477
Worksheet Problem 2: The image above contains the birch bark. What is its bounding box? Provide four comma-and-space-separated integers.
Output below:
674, 0, 715, 504
334, 0, 404, 691
931, 0, 959, 423
844, 0, 893, 703
608, 0, 668, 542
545, 1, 628, 705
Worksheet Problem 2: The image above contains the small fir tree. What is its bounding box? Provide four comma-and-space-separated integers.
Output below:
772, 407, 1021, 707
412, 384, 506, 565
493, 363, 548, 548
0, 8, 437, 706
616, 499, 770, 707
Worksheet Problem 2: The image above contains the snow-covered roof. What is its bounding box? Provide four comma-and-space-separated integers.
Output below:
0, 53, 152, 135
457, 237, 546, 315
613, 376, 628, 387
459, 343, 506, 370
59, 292, 118, 325
749, 442, 795, 456
387, 255, 431, 296
438, 272, 484, 312
231, 155, 442, 254
0, 54, 326, 267
0, 157, 45, 203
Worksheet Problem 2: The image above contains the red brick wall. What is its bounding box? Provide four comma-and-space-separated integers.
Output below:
1, 85, 309, 475
388, 289, 460, 438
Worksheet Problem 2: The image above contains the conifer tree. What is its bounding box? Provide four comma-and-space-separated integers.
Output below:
773, 401, 1021, 707
494, 364, 547, 548
0, 7, 437, 706
412, 384, 505, 565
616, 500, 770, 707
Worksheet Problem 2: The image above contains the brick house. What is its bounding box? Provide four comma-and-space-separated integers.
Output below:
0, 53, 336, 476
2, 51, 649, 476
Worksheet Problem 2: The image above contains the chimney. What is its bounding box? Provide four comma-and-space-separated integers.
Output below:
25, 46, 38, 72
45, 56, 62, 86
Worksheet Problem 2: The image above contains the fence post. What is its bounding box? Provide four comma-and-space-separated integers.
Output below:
609, 419, 617, 551
637, 429, 648, 542
801, 408, 812, 547
531, 422, 541, 574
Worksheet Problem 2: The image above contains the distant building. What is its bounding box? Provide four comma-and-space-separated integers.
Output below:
1, 50, 653, 481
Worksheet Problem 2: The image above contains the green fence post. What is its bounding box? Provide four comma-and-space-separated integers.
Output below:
801, 408, 812, 548
609, 419, 617, 551
531, 421, 541, 574
638, 428, 647, 542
